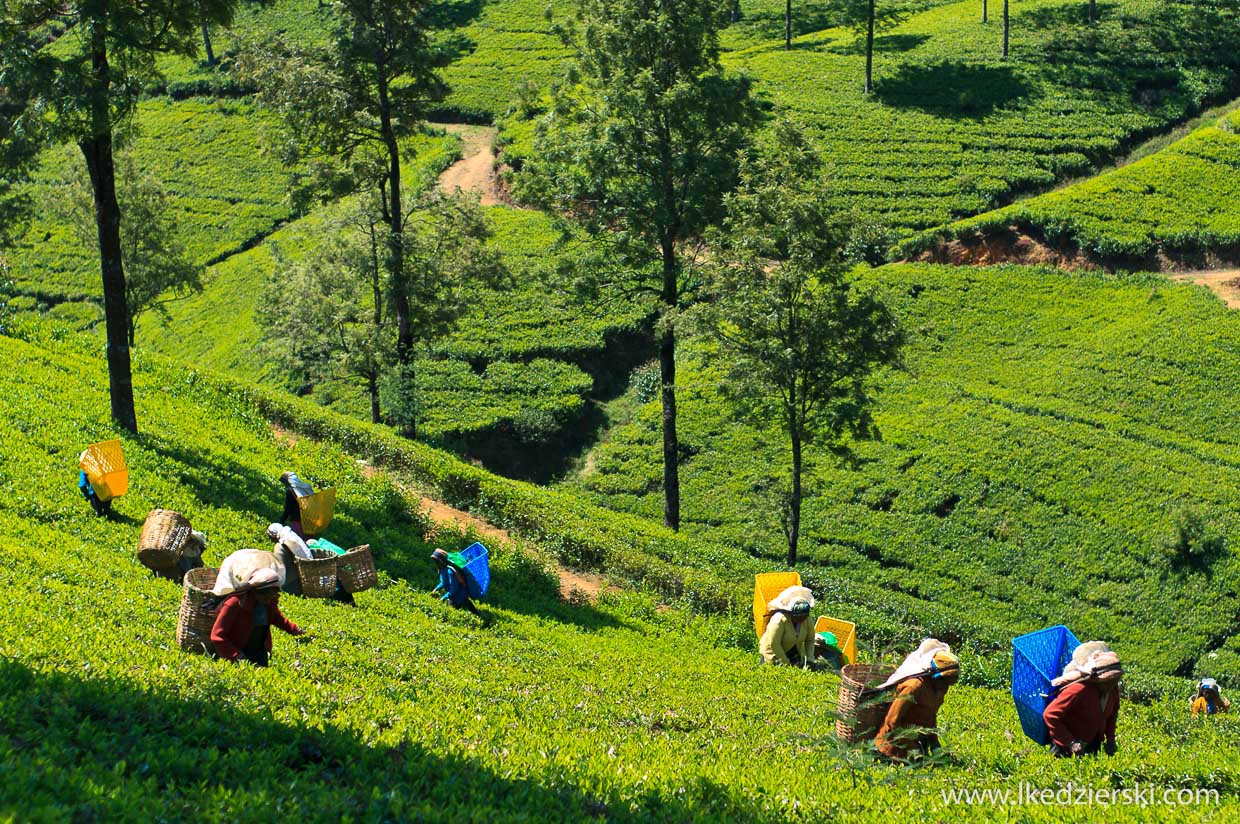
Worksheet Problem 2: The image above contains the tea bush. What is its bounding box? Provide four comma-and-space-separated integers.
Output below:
2, 326, 1239, 821
565, 263, 1240, 675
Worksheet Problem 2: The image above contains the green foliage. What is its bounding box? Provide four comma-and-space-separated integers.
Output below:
7, 100, 295, 302
56, 149, 203, 345
569, 263, 1240, 675
898, 106, 1240, 261
1161, 504, 1227, 568
5, 326, 1240, 820
700, 121, 904, 563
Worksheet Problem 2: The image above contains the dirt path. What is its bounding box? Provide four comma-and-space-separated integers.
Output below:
355, 457, 618, 603
1169, 269, 1240, 309
436, 124, 505, 207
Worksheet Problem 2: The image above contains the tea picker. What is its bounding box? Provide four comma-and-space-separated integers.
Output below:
279, 471, 335, 539
210, 567, 309, 667
758, 584, 816, 667
1043, 644, 1122, 757
430, 543, 490, 623
78, 440, 128, 517
873, 639, 960, 761
1191, 678, 1230, 716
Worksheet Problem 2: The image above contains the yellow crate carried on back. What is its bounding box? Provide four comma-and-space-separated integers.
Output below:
815, 615, 858, 666
79, 439, 128, 501
753, 571, 802, 639
297, 488, 336, 536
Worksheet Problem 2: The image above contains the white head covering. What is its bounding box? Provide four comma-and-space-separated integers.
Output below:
1051, 641, 1111, 687
211, 549, 286, 596
768, 585, 815, 613
267, 522, 311, 560
879, 638, 953, 689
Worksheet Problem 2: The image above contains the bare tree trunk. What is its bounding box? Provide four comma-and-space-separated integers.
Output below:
660, 240, 680, 532
785, 0, 791, 50
982, 0, 987, 23
201, 22, 216, 66
82, 9, 137, 433
368, 371, 381, 424
1088, 0, 1095, 22
378, 71, 416, 437
864, 0, 876, 94
1002, 0, 1009, 58
787, 426, 802, 567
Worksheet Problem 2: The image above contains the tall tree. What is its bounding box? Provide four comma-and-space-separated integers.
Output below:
837, 0, 909, 93
522, 0, 760, 531
260, 192, 503, 432
982, 0, 987, 23
243, 0, 448, 419
698, 121, 903, 566
1002, 0, 1009, 58
59, 152, 203, 345
1, 0, 237, 433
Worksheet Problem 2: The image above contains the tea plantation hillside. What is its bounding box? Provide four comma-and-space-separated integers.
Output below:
566, 263, 1240, 678
2, 328, 1239, 821
4, 96, 648, 464
901, 108, 1240, 264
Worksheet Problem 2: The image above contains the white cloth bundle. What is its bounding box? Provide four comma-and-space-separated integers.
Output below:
1051, 641, 1112, 688
211, 549, 286, 596
267, 522, 311, 560
879, 638, 953, 689
767, 585, 816, 613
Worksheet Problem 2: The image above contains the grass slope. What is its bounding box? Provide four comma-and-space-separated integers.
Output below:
7, 100, 292, 302
1, 327, 1239, 821
565, 263, 1240, 677
899, 108, 1240, 262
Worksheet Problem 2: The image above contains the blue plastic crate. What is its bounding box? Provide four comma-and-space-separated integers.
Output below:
1011, 625, 1081, 745
449, 542, 490, 598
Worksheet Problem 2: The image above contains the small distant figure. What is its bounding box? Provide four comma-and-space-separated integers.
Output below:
430, 548, 484, 620
874, 639, 961, 761
210, 568, 307, 666
1192, 678, 1230, 717
1043, 648, 1122, 757
814, 631, 845, 674
759, 595, 814, 667
77, 469, 112, 517
174, 529, 208, 579
279, 471, 314, 538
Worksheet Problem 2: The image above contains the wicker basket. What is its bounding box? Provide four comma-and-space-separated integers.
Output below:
176, 566, 221, 655
836, 663, 896, 743
295, 548, 339, 598
336, 544, 377, 593
138, 509, 192, 575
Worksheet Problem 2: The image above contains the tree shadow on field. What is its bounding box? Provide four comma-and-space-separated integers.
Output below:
0, 660, 770, 822
873, 61, 1034, 118
726, 1, 846, 45
830, 33, 929, 56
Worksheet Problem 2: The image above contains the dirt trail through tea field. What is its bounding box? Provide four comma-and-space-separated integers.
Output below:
1170, 269, 1240, 308
436, 124, 505, 206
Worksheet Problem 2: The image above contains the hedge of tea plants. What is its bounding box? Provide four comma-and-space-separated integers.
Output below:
564, 263, 1240, 676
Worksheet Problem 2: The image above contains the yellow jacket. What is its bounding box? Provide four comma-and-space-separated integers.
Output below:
760, 612, 812, 665
1191, 695, 1230, 716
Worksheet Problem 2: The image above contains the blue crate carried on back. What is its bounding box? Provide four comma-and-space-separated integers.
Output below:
448, 542, 490, 599
1011, 625, 1081, 745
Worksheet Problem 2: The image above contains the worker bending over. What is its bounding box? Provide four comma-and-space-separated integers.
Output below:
760, 598, 814, 667
210, 568, 308, 666
1043, 649, 1122, 757
874, 639, 960, 761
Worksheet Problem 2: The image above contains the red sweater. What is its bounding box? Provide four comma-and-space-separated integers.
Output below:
210, 592, 300, 662
1043, 681, 1119, 748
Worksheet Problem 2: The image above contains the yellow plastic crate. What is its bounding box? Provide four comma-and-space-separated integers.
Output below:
297, 488, 336, 536
815, 615, 857, 666
79, 439, 128, 502
753, 571, 802, 639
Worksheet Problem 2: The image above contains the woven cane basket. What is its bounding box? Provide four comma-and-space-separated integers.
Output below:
176, 566, 220, 654
336, 544, 377, 593
836, 663, 895, 743
295, 548, 339, 598
138, 509, 192, 574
